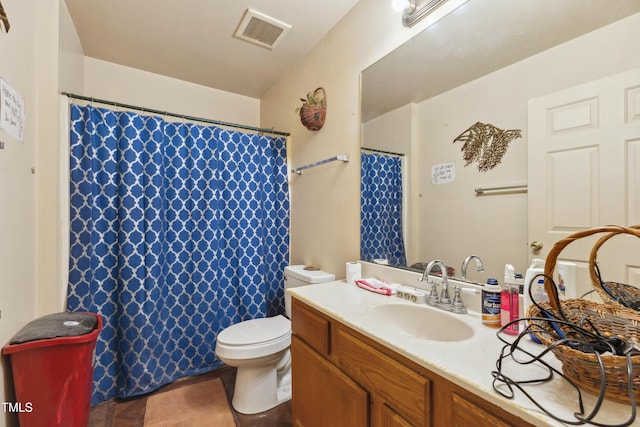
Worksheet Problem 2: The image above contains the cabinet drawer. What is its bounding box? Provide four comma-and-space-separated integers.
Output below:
450, 392, 531, 427
333, 325, 430, 426
291, 298, 330, 356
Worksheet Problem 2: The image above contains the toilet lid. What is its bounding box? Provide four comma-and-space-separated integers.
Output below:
218, 315, 291, 346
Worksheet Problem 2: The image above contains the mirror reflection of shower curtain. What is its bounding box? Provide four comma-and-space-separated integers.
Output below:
360, 152, 406, 266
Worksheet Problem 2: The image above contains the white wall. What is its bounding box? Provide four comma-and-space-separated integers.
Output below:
83, 58, 260, 127
414, 12, 640, 280
55, 0, 84, 313
35, 0, 61, 318
59, 0, 84, 95
260, 0, 434, 277
362, 104, 413, 157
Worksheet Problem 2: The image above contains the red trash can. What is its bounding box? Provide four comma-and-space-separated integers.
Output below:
2, 312, 102, 427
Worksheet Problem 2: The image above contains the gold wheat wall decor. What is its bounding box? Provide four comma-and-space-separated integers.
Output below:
453, 122, 521, 172
0, 1, 9, 33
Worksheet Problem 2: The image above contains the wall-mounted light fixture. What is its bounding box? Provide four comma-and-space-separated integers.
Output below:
393, 0, 468, 28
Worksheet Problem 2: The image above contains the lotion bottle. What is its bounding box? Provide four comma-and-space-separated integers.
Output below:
523, 258, 545, 315
532, 278, 550, 305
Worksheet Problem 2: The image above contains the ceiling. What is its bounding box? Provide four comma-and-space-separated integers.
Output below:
65, 0, 640, 113
64, 0, 360, 99
362, 0, 640, 122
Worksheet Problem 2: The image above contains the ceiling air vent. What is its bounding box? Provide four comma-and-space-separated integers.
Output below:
234, 9, 291, 50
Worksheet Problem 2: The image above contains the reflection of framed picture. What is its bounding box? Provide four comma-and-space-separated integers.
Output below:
0, 1, 10, 33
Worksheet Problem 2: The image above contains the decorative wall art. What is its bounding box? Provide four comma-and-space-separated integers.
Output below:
296, 87, 326, 131
0, 1, 9, 33
453, 122, 522, 172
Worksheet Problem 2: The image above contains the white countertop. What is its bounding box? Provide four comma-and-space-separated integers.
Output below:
288, 280, 639, 427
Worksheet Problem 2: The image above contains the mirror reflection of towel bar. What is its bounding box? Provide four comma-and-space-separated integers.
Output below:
292, 155, 350, 175
474, 184, 528, 194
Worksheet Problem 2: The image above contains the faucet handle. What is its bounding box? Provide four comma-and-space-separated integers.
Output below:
452, 286, 464, 306
450, 286, 468, 314
427, 282, 440, 305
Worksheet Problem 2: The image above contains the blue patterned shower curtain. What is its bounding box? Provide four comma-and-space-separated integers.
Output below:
360, 152, 406, 266
66, 104, 289, 405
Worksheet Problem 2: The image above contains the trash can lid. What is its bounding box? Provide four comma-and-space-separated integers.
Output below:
9, 312, 99, 345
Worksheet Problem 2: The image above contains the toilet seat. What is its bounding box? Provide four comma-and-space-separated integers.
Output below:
216, 315, 291, 360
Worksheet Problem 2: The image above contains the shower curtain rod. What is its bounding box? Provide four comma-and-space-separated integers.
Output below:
360, 146, 405, 156
61, 92, 290, 137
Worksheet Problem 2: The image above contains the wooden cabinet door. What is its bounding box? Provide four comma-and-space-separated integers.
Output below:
291, 335, 369, 427
379, 403, 414, 427
333, 326, 430, 426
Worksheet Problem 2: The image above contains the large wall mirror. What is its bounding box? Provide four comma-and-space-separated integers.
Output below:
360, 0, 640, 281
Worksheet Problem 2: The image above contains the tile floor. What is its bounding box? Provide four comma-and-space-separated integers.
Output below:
89, 366, 292, 427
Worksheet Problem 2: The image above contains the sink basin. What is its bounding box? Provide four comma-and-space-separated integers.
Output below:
365, 303, 474, 342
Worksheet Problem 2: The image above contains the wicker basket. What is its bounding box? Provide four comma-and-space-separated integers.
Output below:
588, 225, 640, 310
299, 87, 326, 131
526, 225, 640, 403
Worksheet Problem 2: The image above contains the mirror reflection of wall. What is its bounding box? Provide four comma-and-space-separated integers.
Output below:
360, 2, 640, 281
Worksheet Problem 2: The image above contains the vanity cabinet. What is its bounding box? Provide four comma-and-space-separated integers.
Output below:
291, 298, 535, 427
291, 338, 368, 426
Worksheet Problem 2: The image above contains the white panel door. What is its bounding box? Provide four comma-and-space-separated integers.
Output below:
528, 68, 640, 300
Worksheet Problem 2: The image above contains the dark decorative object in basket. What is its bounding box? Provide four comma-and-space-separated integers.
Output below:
527, 225, 640, 404
296, 87, 326, 131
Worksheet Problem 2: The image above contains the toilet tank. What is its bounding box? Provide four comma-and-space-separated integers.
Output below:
284, 265, 335, 318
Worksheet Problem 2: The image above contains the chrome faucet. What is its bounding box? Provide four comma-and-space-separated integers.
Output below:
420, 259, 450, 304
461, 255, 484, 282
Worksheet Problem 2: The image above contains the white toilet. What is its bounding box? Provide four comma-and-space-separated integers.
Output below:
215, 265, 335, 414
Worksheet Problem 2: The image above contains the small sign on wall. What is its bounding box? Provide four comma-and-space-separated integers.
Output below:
0, 78, 25, 143
431, 162, 456, 184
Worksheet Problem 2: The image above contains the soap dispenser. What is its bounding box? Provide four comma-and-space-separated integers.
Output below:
501, 264, 519, 335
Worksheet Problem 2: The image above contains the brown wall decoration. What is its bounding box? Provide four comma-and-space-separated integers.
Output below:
0, 1, 9, 33
296, 87, 326, 131
453, 122, 521, 172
